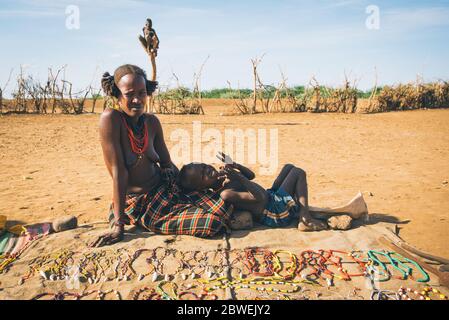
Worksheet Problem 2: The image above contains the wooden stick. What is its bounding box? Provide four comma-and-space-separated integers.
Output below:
383, 227, 449, 265
399, 242, 449, 265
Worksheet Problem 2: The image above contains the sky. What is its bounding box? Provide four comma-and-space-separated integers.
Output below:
1, 0, 449, 96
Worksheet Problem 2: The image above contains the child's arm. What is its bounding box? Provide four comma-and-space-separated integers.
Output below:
220, 168, 265, 206
231, 163, 255, 180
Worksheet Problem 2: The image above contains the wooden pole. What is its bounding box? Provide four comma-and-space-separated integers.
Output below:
150, 53, 157, 82
138, 18, 159, 114
252, 59, 257, 114
147, 52, 156, 113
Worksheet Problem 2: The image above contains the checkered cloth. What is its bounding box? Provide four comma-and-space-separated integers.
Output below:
108, 181, 231, 238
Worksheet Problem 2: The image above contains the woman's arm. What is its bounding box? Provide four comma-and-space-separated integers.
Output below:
150, 114, 174, 169
90, 109, 127, 247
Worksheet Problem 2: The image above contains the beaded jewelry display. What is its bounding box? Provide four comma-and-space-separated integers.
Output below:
132, 287, 162, 300
18, 246, 440, 301
398, 286, 448, 300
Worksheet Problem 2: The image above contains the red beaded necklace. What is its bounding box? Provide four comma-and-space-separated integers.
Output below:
120, 113, 149, 155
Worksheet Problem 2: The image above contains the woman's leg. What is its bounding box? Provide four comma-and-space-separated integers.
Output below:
277, 166, 328, 231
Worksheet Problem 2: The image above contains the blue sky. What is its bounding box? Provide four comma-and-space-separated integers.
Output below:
1, 0, 449, 96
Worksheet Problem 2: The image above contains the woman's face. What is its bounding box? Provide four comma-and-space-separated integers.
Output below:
116, 74, 148, 118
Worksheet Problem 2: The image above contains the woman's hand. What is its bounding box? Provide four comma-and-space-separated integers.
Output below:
89, 225, 124, 247
161, 166, 175, 184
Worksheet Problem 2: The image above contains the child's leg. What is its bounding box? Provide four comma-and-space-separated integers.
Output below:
271, 164, 295, 189
277, 166, 328, 231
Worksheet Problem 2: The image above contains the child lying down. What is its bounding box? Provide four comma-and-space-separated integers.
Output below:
177, 152, 329, 231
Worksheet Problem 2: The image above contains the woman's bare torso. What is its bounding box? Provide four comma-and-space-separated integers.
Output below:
118, 112, 162, 194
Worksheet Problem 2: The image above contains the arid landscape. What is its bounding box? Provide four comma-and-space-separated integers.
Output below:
2, 0, 449, 303
1, 102, 448, 258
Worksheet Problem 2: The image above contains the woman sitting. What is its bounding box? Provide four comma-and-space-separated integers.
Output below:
90, 65, 231, 247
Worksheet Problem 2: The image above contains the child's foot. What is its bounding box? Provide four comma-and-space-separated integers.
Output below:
327, 215, 352, 230
230, 211, 253, 230
51, 215, 78, 233
297, 217, 328, 232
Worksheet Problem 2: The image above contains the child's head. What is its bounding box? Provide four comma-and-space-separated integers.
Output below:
178, 163, 223, 192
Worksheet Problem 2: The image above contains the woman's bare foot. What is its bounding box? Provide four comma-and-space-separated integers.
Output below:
297, 217, 328, 232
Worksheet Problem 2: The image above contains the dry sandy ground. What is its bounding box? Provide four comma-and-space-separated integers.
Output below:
0, 103, 448, 259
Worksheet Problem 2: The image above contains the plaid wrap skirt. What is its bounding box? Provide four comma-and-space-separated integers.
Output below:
108, 181, 231, 238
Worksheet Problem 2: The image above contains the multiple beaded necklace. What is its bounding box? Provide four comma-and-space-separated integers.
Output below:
120, 112, 149, 157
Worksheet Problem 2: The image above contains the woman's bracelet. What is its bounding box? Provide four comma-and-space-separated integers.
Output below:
112, 216, 126, 228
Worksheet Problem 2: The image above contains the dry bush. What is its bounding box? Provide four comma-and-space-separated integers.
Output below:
102, 96, 116, 111
291, 95, 308, 112
89, 87, 102, 113
305, 76, 358, 113
0, 69, 13, 114
229, 55, 272, 114
326, 78, 358, 113
269, 71, 306, 113
233, 91, 252, 115
153, 71, 205, 115
238, 56, 294, 114
22, 75, 51, 114
306, 77, 325, 113
47, 66, 67, 114
154, 86, 204, 115
11, 67, 28, 113
62, 80, 91, 114
363, 80, 449, 113
419, 81, 449, 109
5, 65, 98, 115
251, 55, 276, 113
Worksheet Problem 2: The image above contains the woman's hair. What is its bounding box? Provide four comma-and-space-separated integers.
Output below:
101, 64, 157, 98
